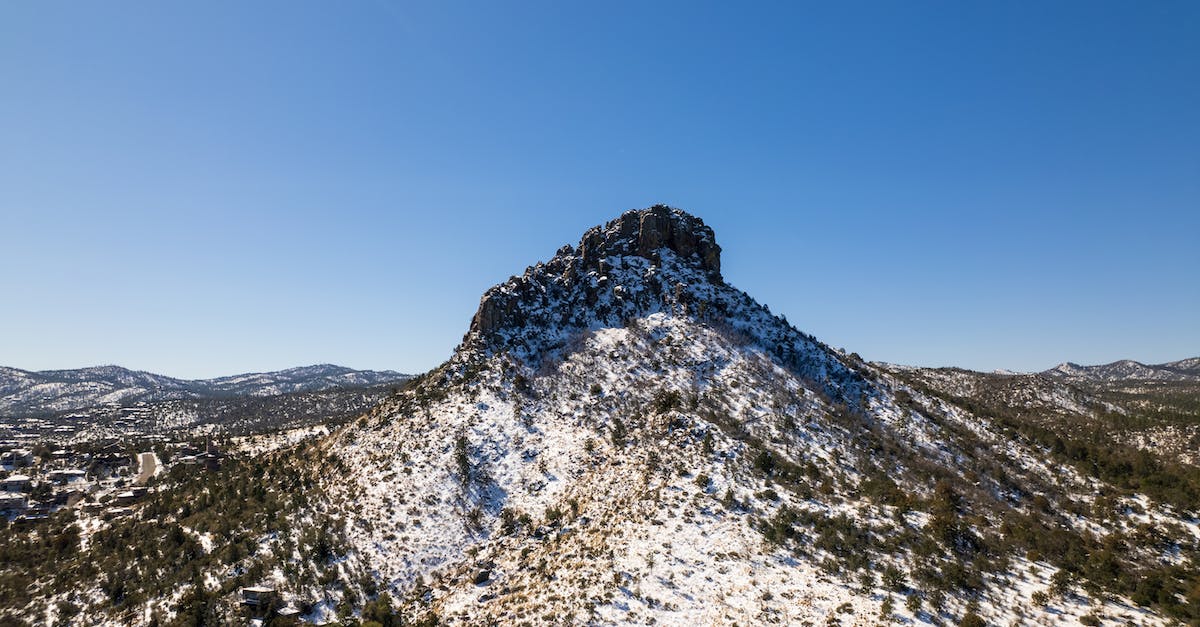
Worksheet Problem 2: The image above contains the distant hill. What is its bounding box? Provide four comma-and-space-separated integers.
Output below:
1043, 357, 1200, 382
0, 363, 411, 418
881, 354, 1200, 467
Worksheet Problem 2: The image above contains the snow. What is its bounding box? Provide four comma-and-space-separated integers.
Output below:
314, 299, 1178, 625
10, 212, 1193, 626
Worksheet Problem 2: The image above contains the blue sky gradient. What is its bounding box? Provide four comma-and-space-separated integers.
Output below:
2, 1, 1197, 378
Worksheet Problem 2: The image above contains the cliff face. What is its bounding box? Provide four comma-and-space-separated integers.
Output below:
468, 205, 721, 345
576, 205, 721, 279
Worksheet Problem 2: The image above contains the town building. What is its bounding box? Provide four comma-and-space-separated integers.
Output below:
1, 474, 32, 492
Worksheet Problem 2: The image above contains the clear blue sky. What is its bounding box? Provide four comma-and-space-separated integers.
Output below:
2, 1, 1197, 378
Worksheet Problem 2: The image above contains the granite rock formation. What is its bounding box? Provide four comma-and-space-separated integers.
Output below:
468, 205, 722, 345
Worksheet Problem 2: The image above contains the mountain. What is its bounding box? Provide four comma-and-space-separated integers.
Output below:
3, 206, 1197, 626
0, 363, 411, 418
1044, 358, 1200, 383
306, 207, 1197, 624
884, 353, 1200, 468
1171, 357, 1200, 376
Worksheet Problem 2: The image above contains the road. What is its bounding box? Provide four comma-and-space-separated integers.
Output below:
134, 452, 157, 485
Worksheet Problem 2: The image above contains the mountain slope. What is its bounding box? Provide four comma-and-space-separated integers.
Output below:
1044, 358, 1200, 383
0, 364, 411, 418
304, 207, 1195, 625
885, 356, 1200, 469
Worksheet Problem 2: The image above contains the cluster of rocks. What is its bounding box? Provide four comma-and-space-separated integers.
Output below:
469, 205, 722, 342
576, 205, 721, 279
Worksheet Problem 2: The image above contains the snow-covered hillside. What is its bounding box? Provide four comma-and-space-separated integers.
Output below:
6, 206, 1196, 626
298, 207, 1191, 625
0, 364, 411, 418
883, 357, 1200, 467
1044, 358, 1200, 383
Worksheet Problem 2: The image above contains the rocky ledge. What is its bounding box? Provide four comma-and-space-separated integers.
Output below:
576, 204, 721, 279
468, 205, 722, 344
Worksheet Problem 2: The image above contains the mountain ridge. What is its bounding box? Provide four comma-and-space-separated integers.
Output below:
0, 363, 411, 418
1043, 357, 1200, 382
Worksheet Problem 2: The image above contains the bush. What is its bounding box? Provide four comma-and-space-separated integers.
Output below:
362, 592, 401, 627
610, 418, 627, 447
882, 563, 907, 591
455, 434, 471, 487
653, 389, 681, 414
753, 450, 776, 476
960, 612, 986, 627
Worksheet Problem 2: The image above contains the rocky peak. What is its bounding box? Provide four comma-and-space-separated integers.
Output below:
451, 203, 866, 410
466, 206, 723, 347
576, 205, 722, 279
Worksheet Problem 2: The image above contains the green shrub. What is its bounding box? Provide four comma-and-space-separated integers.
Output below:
960, 612, 986, 627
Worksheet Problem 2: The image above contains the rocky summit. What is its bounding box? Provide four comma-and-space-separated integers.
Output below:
575, 205, 723, 278
463, 205, 864, 405
469, 205, 721, 345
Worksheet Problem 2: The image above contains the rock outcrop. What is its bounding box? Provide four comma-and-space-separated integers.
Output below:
468, 205, 722, 344
576, 205, 721, 278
